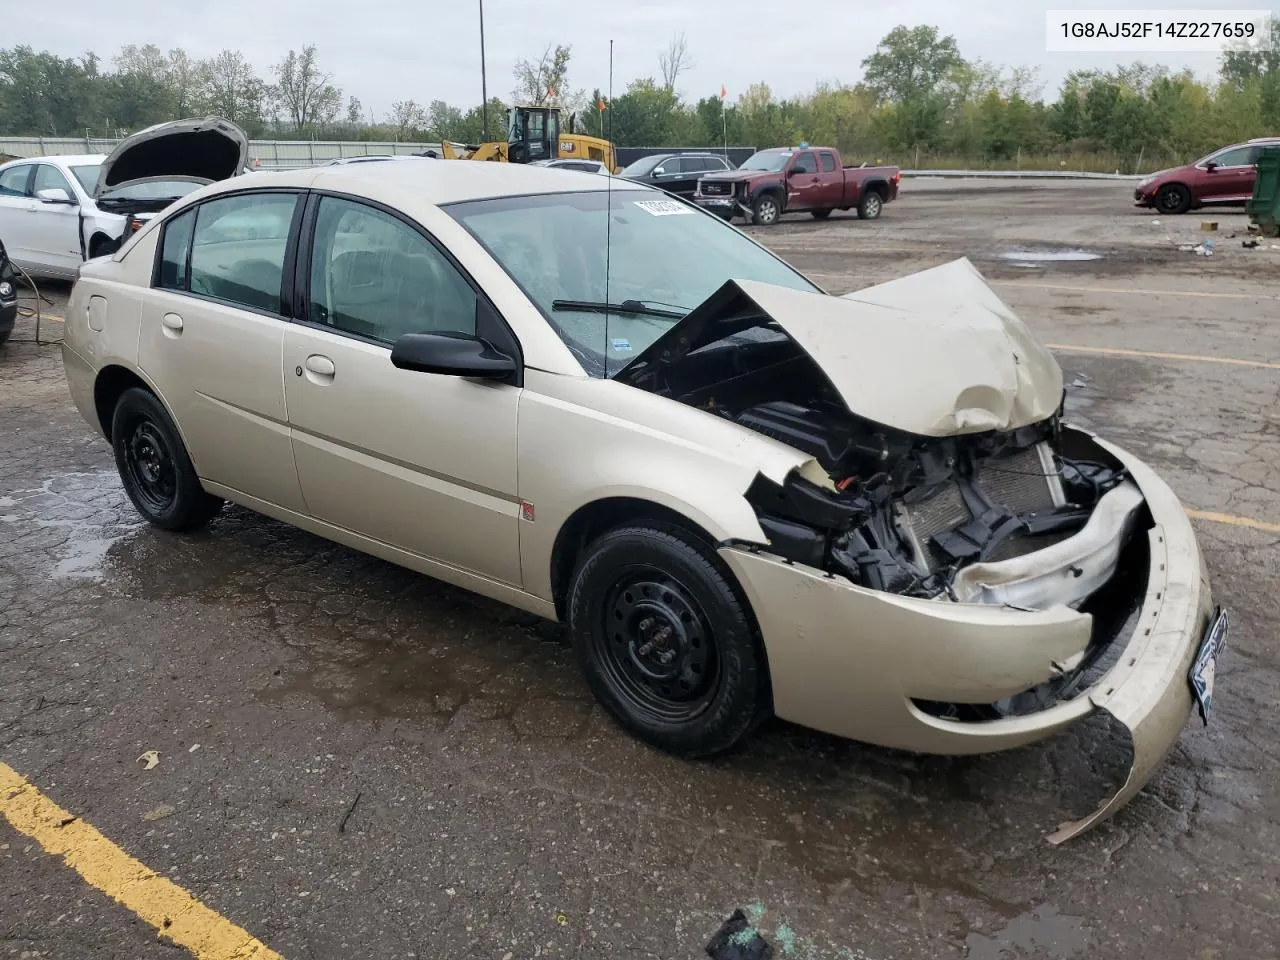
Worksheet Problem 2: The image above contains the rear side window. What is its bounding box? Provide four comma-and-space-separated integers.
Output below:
189, 193, 298, 314
156, 209, 196, 291
820, 152, 837, 173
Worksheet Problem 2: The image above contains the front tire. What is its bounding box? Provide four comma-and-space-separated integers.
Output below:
567, 524, 767, 757
751, 193, 782, 226
111, 387, 223, 531
857, 190, 884, 220
1155, 183, 1192, 215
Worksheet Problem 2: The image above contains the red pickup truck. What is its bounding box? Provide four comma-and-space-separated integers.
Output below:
693, 146, 900, 225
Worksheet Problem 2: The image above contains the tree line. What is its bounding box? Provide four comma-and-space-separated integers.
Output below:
2, 24, 1277, 172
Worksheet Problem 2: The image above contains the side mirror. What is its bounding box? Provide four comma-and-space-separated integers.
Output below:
36, 187, 74, 204
1205, 161, 1219, 171
390, 331, 517, 380
653, 166, 666, 176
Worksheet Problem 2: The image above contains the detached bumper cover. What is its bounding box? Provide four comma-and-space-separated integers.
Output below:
720, 430, 1213, 842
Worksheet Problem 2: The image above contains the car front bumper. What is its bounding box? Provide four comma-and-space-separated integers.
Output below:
1134, 187, 1156, 206
719, 427, 1215, 841
694, 195, 738, 216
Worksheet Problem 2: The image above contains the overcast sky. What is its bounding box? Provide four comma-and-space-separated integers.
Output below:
9, 0, 1271, 117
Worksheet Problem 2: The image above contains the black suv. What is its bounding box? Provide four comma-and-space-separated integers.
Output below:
618, 153, 733, 198
0, 239, 18, 346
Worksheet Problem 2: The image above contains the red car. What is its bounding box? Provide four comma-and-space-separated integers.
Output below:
1134, 137, 1280, 214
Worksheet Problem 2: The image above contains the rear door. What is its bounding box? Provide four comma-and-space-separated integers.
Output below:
137, 190, 308, 513
814, 151, 844, 208
785, 151, 822, 210
0, 164, 36, 264
283, 193, 523, 584
27, 164, 84, 271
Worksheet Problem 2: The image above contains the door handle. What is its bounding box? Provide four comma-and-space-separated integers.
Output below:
302, 354, 336, 383
160, 313, 184, 337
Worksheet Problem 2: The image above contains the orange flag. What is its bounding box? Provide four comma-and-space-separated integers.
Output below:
598, 97, 606, 111
719, 84, 727, 100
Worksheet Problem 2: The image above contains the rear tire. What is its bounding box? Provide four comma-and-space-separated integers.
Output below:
811, 209, 833, 220
1155, 183, 1192, 215
567, 524, 768, 757
857, 190, 884, 220
111, 387, 223, 531
751, 193, 782, 226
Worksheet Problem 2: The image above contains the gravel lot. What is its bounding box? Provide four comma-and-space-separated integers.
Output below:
2, 179, 1278, 960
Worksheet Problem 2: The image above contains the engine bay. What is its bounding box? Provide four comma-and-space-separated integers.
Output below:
631, 329, 1133, 603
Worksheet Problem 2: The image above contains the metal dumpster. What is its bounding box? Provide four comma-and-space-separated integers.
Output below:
1246, 146, 1280, 237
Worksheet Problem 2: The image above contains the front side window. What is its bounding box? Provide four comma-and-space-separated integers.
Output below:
33, 164, 74, 198
1208, 146, 1254, 167
0, 165, 32, 197
793, 152, 818, 174
446, 189, 820, 376
189, 192, 298, 313
308, 196, 476, 343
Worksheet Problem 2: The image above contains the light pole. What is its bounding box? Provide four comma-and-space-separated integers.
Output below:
479, 0, 489, 142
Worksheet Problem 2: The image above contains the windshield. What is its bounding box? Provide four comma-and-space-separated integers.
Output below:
619, 156, 664, 178
99, 178, 203, 201
445, 189, 820, 376
739, 151, 791, 172
69, 164, 101, 193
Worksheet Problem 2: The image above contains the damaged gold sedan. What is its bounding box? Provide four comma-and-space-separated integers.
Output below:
61, 162, 1226, 842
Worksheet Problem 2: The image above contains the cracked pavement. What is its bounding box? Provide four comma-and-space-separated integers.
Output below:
1, 180, 1278, 959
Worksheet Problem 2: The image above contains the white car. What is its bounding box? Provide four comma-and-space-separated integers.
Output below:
0, 117, 247, 281
323, 155, 433, 166
530, 158, 611, 175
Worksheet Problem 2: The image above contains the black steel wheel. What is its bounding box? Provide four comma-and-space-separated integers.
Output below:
567, 524, 768, 756
111, 387, 222, 531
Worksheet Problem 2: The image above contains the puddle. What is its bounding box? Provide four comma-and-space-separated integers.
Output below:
0, 470, 145, 581
964, 903, 1090, 959
999, 249, 1102, 263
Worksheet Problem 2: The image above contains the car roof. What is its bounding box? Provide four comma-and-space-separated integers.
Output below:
199, 158, 639, 206
1, 154, 107, 167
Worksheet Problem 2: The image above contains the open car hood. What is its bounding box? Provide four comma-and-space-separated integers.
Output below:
615, 258, 1064, 438
95, 117, 249, 198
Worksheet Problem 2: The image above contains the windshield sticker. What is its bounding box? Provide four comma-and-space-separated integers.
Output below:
611, 338, 632, 352
633, 199, 695, 217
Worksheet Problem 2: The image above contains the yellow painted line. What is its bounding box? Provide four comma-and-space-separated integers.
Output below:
0, 761, 283, 960
1186, 509, 1280, 535
995, 280, 1280, 302
1047, 342, 1280, 371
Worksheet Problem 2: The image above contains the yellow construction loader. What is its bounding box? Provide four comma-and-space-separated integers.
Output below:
438, 105, 618, 172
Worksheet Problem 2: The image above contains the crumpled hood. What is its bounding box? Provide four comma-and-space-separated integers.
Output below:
618, 258, 1064, 438
96, 116, 248, 197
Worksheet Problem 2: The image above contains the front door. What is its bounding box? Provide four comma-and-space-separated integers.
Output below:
785, 151, 822, 210
137, 190, 307, 513
28, 164, 84, 271
284, 194, 522, 584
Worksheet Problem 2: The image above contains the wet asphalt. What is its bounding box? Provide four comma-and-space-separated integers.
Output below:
1, 181, 1278, 959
